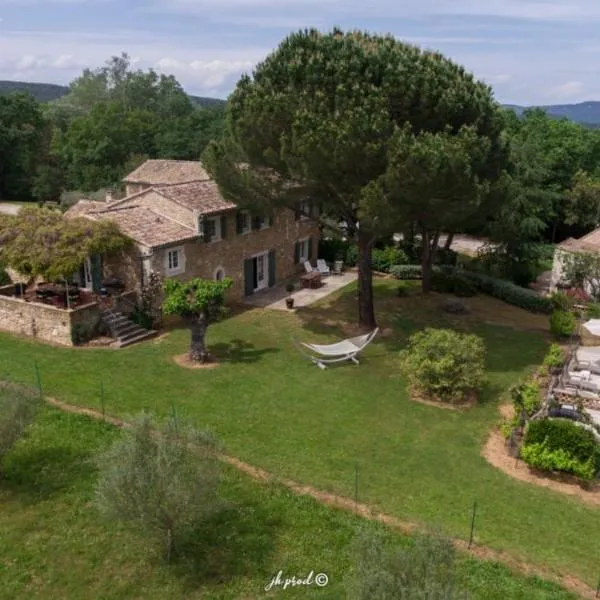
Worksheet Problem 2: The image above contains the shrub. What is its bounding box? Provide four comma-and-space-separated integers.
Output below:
441, 297, 471, 315
517, 381, 541, 415
0, 385, 40, 473
349, 528, 465, 600
460, 271, 553, 313
390, 265, 423, 280
549, 292, 573, 312
346, 245, 358, 267
94, 414, 222, 562
372, 246, 409, 273
71, 322, 95, 345
543, 344, 565, 371
587, 303, 600, 318
400, 328, 486, 403
434, 247, 458, 266
451, 274, 477, 297
520, 441, 596, 480
131, 305, 153, 330
431, 270, 455, 293
549, 310, 577, 338
0, 261, 9, 286
524, 418, 600, 468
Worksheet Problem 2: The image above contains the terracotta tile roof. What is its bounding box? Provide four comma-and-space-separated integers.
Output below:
63, 200, 107, 218
558, 229, 600, 253
91, 205, 197, 248
123, 160, 210, 185
157, 180, 238, 215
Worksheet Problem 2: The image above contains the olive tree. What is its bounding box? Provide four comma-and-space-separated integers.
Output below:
162, 277, 233, 363
349, 528, 468, 599
203, 27, 507, 326
94, 414, 221, 562
0, 385, 40, 478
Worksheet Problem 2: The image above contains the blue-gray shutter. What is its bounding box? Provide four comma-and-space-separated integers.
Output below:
236, 212, 244, 234
268, 250, 276, 288
244, 258, 255, 296
307, 238, 313, 261
294, 203, 300, 220
252, 215, 262, 230
90, 254, 103, 293
294, 241, 300, 264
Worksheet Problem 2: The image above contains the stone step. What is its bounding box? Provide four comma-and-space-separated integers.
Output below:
113, 323, 142, 337
118, 327, 150, 343
114, 330, 157, 348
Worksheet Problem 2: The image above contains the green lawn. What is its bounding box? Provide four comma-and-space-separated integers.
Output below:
0, 404, 576, 599
0, 279, 598, 587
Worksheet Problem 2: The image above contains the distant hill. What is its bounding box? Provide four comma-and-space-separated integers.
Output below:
0, 80, 226, 108
503, 101, 600, 126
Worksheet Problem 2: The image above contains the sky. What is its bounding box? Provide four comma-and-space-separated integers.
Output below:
0, 0, 599, 105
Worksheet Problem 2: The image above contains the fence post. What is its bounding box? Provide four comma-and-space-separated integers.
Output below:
354, 463, 359, 508
171, 402, 179, 436
100, 381, 105, 420
468, 500, 477, 549
34, 361, 42, 398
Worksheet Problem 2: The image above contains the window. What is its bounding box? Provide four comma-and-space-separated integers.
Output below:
203, 217, 222, 242
166, 247, 185, 275
237, 211, 250, 234
259, 216, 271, 230
298, 238, 310, 263
299, 200, 311, 220
214, 267, 225, 281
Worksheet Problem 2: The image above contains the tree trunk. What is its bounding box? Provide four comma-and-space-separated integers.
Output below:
421, 228, 440, 294
444, 232, 455, 251
357, 229, 376, 329
189, 312, 209, 362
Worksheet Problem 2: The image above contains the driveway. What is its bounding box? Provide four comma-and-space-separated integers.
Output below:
0, 203, 22, 216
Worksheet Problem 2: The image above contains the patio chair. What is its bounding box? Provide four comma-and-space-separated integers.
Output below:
316, 259, 330, 276
293, 328, 379, 369
332, 260, 344, 276
304, 261, 313, 274
570, 353, 600, 376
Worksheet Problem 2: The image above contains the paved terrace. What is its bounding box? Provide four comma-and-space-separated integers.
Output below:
244, 271, 357, 310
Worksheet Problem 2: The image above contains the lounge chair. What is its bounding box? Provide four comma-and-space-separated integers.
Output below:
304, 261, 313, 274
293, 328, 379, 369
316, 259, 330, 276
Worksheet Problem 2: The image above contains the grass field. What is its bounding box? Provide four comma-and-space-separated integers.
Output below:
0, 402, 577, 599
0, 279, 598, 589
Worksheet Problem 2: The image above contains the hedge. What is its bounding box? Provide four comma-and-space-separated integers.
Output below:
389, 265, 553, 313
524, 419, 600, 468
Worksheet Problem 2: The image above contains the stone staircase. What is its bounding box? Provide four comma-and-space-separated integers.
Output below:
100, 308, 157, 348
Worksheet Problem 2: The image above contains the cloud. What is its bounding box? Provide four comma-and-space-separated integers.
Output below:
550, 81, 585, 99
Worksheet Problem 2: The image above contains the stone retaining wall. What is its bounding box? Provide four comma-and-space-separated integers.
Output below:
0, 284, 101, 346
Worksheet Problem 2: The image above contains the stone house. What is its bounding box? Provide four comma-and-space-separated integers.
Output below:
550, 228, 600, 295
65, 160, 321, 300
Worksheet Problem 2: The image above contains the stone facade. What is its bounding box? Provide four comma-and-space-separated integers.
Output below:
102, 207, 319, 301
0, 285, 101, 346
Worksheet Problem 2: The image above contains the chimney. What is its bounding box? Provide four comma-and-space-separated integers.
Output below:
106, 190, 113, 203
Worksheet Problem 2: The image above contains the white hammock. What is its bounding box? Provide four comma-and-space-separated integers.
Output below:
294, 328, 379, 369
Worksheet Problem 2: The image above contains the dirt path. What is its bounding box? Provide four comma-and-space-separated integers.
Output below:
31, 394, 594, 598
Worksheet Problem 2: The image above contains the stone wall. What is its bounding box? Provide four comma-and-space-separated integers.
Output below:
149, 208, 320, 299
0, 285, 101, 346
103, 246, 147, 297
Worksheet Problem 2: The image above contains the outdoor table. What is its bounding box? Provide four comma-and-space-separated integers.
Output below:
300, 271, 322, 289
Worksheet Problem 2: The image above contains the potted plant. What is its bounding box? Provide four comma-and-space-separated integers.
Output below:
285, 283, 295, 309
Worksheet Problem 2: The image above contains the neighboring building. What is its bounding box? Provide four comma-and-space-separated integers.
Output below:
65, 160, 320, 300
550, 229, 600, 294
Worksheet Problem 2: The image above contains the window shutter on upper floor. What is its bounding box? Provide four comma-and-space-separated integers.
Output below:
307, 237, 313, 261
236, 212, 244, 234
